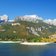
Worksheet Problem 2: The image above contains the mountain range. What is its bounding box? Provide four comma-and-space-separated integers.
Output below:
0, 15, 56, 40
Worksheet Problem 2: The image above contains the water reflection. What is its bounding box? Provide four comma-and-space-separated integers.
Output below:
0, 43, 56, 56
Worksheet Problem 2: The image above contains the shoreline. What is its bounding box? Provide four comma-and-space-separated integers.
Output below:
0, 41, 53, 45
20, 42, 52, 45
0, 41, 21, 43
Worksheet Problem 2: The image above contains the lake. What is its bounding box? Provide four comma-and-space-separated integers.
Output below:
0, 43, 56, 56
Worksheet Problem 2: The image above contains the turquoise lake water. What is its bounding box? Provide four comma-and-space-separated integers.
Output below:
0, 43, 56, 56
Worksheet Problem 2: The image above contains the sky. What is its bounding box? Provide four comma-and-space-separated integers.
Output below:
0, 0, 56, 20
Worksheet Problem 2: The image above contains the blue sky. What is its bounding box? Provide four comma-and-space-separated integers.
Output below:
0, 0, 56, 20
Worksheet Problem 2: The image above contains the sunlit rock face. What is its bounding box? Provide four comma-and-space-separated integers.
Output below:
15, 15, 56, 26
15, 15, 43, 23
0, 15, 8, 22
44, 19, 56, 26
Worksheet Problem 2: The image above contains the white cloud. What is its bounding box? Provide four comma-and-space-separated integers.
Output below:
0, 14, 8, 20
0, 14, 8, 22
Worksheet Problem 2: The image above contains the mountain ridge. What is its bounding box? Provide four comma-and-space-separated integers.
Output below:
0, 15, 56, 41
